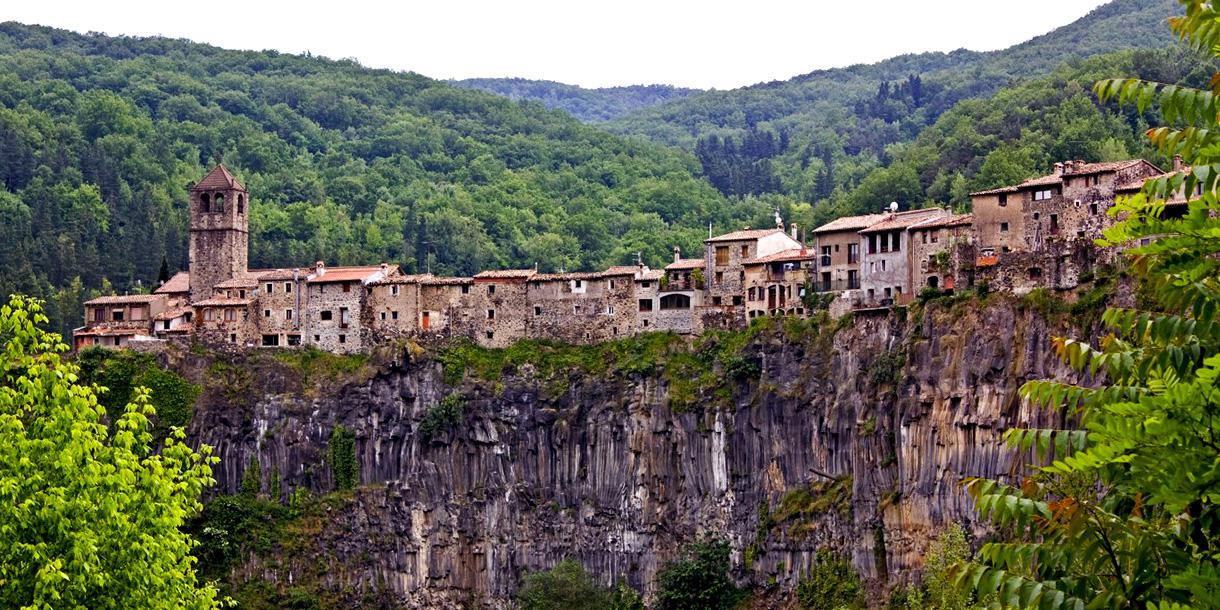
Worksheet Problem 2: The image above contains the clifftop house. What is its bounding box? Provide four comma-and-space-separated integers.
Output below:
75, 157, 1174, 353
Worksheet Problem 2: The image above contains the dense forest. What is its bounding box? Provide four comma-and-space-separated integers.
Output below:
0, 23, 770, 337
450, 78, 699, 122
606, 0, 1180, 201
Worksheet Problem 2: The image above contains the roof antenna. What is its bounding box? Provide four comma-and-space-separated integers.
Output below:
708, 222, 713, 239
774, 207, 783, 228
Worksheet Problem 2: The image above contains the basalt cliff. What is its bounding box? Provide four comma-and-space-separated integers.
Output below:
172, 293, 1100, 608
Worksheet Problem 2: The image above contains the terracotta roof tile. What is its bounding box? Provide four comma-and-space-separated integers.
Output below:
192, 297, 252, 307
910, 213, 973, 231
307, 265, 388, 284
372, 273, 435, 285
811, 213, 888, 234
213, 275, 260, 289
743, 249, 816, 265
155, 306, 193, 321
421, 277, 474, 286
254, 268, 305, 281
84, 294, 164, 306
969, 185, 1020, 196
192, 164, 245, 191
155, 272, 190, 294
530, 272, 604, 282
859, 209, 949, 233
602, 265, 644, 277
76, 326, 145, 336
665, 258, 705, 271
636, 269, 664, 281
705, 228, 785, 243
474, 269, 537, 280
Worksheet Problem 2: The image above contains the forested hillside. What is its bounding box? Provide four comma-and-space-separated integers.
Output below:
450, 78, 699, 122
608, 0, 1180, 201
0, 23, 767, 337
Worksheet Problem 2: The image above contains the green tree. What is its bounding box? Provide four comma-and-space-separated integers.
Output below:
517, 559, 618, 610
795, 550, 862, 610
959, 3, 1220, 607
0, 295, 221, 609
654, 538, 739, 610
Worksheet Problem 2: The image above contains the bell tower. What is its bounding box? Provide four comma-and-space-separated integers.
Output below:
188, 163, 249, 303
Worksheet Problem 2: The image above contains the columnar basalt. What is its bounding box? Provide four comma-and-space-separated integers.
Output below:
181, 295, 1082, 608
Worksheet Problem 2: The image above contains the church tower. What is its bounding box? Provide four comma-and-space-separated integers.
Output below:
188, 164, 249, 303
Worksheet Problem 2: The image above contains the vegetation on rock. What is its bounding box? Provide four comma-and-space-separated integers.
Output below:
517, 558, 645, 610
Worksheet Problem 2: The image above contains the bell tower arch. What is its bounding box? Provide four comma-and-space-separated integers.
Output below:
188, 163, 249, 303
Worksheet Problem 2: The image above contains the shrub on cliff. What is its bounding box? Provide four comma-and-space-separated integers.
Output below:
959, 3, 1220, 606
517, 559, 643, 610
0, 295, 222, 608
654, 538, 740, 610
795, 550, 862, 610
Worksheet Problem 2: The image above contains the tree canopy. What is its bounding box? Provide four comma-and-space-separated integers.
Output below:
0, 295, 221, 609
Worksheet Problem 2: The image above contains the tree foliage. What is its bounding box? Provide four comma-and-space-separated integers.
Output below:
958, 3, 1220, 607
654, 538, 740, 610
0, 295, 221, 609
516, 559, 644, 610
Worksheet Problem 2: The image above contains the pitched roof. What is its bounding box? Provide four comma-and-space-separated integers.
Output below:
421, 277, 474, 286
371, 273, 435, 285
636, 269, 664, 281
253, 268, 304, 281
84, 294, 164, 306
858, 209, 949, 233
213, 275, 260, 289
192, 164, 245, 191
811, 213, 888, 234
665, 258, 705, 271
969, 185, 1020, 196
972, 160, 1160, 196
743, 249, 816, 265
474, 269, 537, 280
307, 265, 388, 284
530, 271, 604, 282
75, 326, 144, 337
910, 213, 973, 231
602, 265, 644, 277
705, 228, 784, 243
155, 306, 193, 321
192, 297, 252, 307
155, 272, 190, 294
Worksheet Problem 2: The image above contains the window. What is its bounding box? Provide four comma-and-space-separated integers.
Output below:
461, 285, 470, 294
200, 193, 210, 213
1000, 222, 1010, 233
892, 231, 900, 251
1050, 214, 1060, 235
93, 308, 104, 322
868, 234, 878, 254
712, 296, 722, 305
339, 307, 350, 327
930, 231, 938, 244
659, 294, 691, 310
820, 246, 831, 267
922, 232, 928, 244
879, 232, 889, 253
391, 285, 400, 296
285, 282, 292, 293
205, 309, 215, 322
286, 309, 293, 320
262, 334, 279, 347
848, 243, 859, 264
380, 312, 386, 321
314, 335, 321, 342
237, 195, 245, 215
163, 320, 171, 330
488, 285, 496, 295
266, 283, 274, 294
740, 245, 748, 257
605, 305, 615, 315
715, 246, 729, 265
1089, 203, 1098, 215
338, 334, 346, 344
573, 305, 581, 314
229, 333, 236, 343
715, 271, 724, 284
214, 193, 225, 212
641, 281, 651, 288
1033, 189, 1054, 201
318, 284, 326, 294
534, 306, 542, 316
1033, 212, 1040, 220
881, 260, 887, 271
847, 270, 859, 289
574, 279, 583, 288
264, 309, 271, 318
112, 310, 125, 322
239, 289, 246, 299
486, 330, 494, 340
1028, 267, 1043, 280
224, 309, 236, 322
391, 311, 399, 320
732, 296, 743, 306
488, 309, 495, 320
287, 335, 301, 346
748, 287, 756, 300
998, 194, 1008, 206
639, 299, 653, 312
609, 280, 616, 289
342, 282, 351, 293
320, 310, 333, 321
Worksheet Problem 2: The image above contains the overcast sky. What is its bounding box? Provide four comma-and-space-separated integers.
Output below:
3, 0, 1112, 90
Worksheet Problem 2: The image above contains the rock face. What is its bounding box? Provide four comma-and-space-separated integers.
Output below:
185, 296, 1079, 608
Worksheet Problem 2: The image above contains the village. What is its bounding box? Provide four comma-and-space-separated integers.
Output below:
73, 156, 1186, 354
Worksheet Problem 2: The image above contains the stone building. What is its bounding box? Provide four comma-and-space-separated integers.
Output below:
702, 225, 803, 308
857, 208, 950, 306
906, 213, 973, 292
304, 263, 392, 353
810, 213, 885, 293
75, 294, 168, 349
188, 165, 250, 304
743, 249, 816, 319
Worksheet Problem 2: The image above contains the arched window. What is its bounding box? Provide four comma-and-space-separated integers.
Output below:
237, 194, 245, 214
214, 193, 225, 213
659, 294, 691, 310
200, 193, 210, 213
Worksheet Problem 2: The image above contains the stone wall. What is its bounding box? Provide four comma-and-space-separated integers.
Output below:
305, 281, 366, 353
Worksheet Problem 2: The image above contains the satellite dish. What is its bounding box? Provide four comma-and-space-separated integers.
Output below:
889, 201, 899, 212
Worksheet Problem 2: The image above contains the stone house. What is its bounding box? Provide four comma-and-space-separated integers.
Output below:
525, 270, 638, 343
743, 249, 816, 320
473, 269, 535, 348
906, 213, 973, 292
193, 297, 254, 345
633, 268, 666, 333
702, 226, 803, 308
810, 213, 885, 293
254, 269, 308, 347
858, 208, 950, 307
75, 294, 168, 349
304, 262, 393, 353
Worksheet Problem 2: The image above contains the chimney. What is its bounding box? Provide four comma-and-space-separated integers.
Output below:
673, 246, 681, 263
1174, 154, 1184, 172
790, 222, 799, 240
379, 262, 389, 276
315, 260, 325, 276
1053, 162, 1064, 176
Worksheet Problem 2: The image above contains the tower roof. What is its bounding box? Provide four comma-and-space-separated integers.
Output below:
192, 164, 246, 191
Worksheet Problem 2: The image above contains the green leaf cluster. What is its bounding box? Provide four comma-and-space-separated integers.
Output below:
0, 295, 221, 608
516, 559, 644, 610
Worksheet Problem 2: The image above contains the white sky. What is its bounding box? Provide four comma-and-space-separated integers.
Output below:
3, 0, 1112, 90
